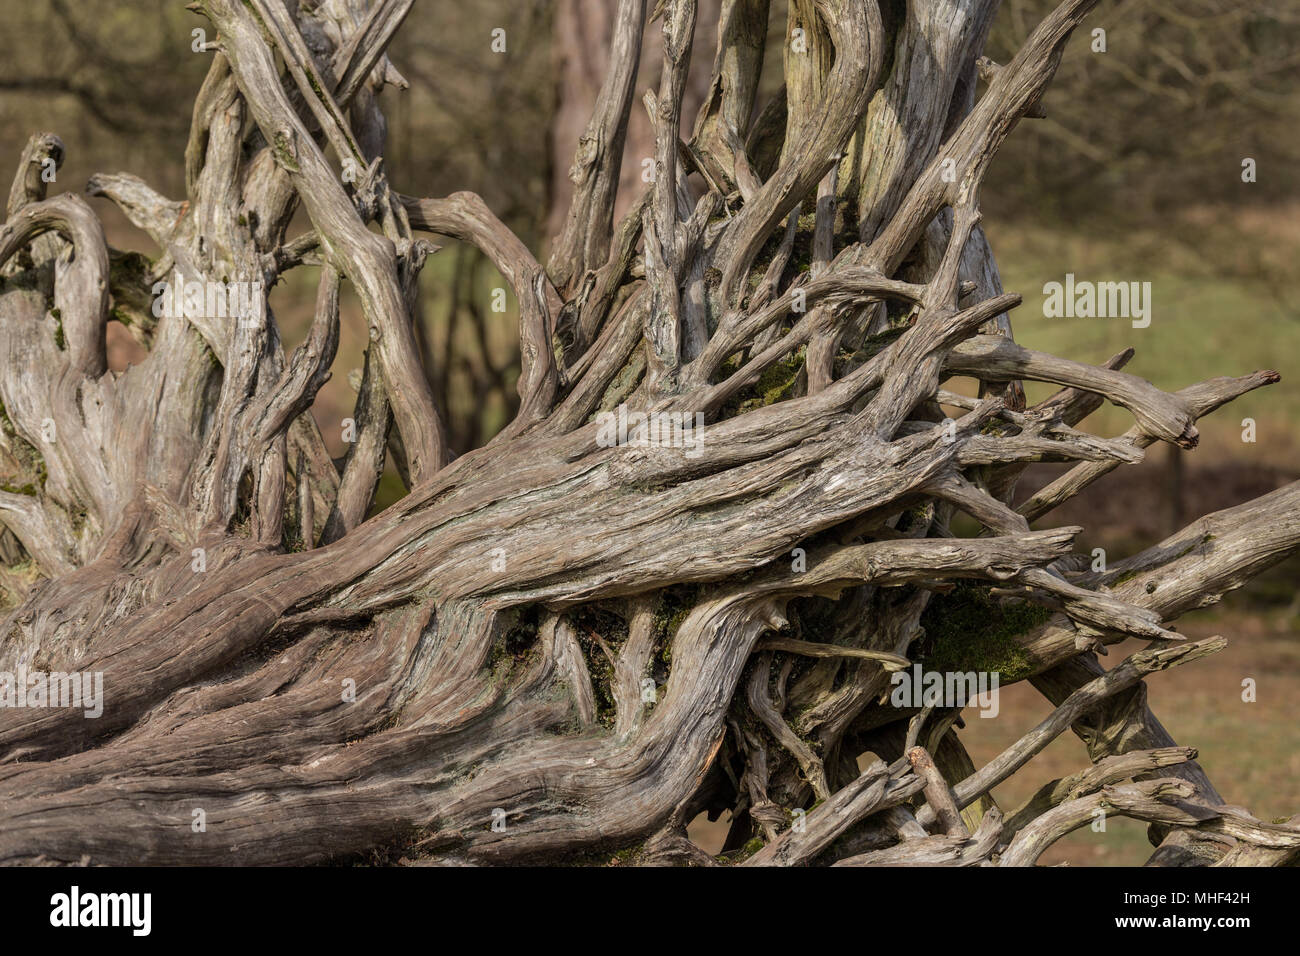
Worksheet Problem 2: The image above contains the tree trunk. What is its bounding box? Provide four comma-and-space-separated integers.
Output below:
0, 0, 1296, 867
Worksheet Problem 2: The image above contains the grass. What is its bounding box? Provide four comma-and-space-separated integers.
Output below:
984, 210, 1300, 466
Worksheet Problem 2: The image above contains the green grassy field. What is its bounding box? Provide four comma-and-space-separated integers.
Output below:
987, 210, 1300, 465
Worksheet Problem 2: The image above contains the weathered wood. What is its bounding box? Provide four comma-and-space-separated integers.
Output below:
0, 0, 1292, 867
548, 0, 648, 295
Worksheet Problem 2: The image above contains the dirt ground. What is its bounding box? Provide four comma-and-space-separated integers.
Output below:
962, 605, 1300, 865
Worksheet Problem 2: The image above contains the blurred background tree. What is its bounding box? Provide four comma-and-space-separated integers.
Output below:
985, 0, 1300, 220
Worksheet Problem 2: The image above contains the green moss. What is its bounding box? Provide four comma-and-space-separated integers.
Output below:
835, 326, 908, 376
489, 605, 542, 675
0, 559, 44, 609
746, 201, 829, 290
0, 267, 45, 294
755, 350, 802, 405
107, 249, 159, 339
721, 835, 766, 863
651, 585, 700, 675
594, 350, 645, 415
0, 400, 47, 495
719, 346, 806, 418
272, 130, 301, 173
304, 69, 328, 104
918, 583, 1048, 682
556, 841, 650, 867
51, 308, 65, 349
109, 249, 153, 281
607, 843, 644, 865
240, 0, 274, 45
1110, 567, 1141, 586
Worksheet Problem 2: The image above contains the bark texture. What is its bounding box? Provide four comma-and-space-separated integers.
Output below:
0, 0, 1295, 867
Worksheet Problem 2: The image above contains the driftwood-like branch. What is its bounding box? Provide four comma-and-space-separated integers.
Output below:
0, 0, 1292, 868
717, 0, 884, 305
0, 195, 108, 377
548, 0, 648, 294
1001, 746, 1198, 838
835, 809, 1001, 866
1001, 779, 1300, 867
742, 758, 923, 866
918, 638, 1226, 828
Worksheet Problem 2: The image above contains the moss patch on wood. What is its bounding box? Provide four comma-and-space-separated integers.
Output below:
918, 583, 1048, 682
